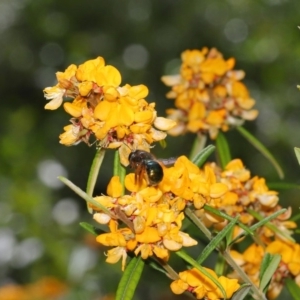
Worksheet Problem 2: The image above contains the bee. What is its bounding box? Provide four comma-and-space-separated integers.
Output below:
128, 150, 176, 186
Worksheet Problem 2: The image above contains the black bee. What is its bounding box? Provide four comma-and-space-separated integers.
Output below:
128, 150, 176, 186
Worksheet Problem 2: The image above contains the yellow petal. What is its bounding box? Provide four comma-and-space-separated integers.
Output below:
94, 101, 115, 121
154, 117, 176, 131
63, 102, 82, 117
107, 176, 123, 197
209, 183, 228, 198
128, 84, 149, 99
163, 238, 182, 251
130, 123, 151, 134
93, 213, 111, 224
78, 81, 93, 96
119, 103, 135, 126
56, 64, 77, 81
135, 227, 161, 243
161, 75, 181, 86
134, 110, 154, 123
44, 86, 64, 110
124, 173, 147, 192
96, 232, 126, 247
95, 65, 121, 87
76, 57, 105, 82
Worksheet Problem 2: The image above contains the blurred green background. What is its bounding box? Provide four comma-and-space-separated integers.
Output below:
1, 0, 300, 299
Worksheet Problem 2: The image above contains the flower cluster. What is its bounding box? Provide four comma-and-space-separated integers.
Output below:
198, 159, 295, 243
171, 267, 240, 300
231, 239, 300, 299
191, 158, 299, 298
162, 47, 258, 139
92, 156, 228, 271
44, 57, 175, 165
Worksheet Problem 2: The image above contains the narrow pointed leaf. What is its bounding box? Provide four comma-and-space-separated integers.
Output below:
86, 149, 106, 213
259, 253, 281, 292
215, 131, 231, 169
237, 126, 284, 179
230, 208, 288, 245
176, 250, 227, 299
247, 208, 295, 243
294, 147, 300, 166
204, 205, 253, 236
79, 222, 98, 236
116, 256, 144, 300
286, 278, 300, 299
79, 222, 106, 236
185, 207, 212, 240
231, 285, 251, 300
197, 216, 239, 264
114, 151, 127, 195
191, 144, 216, 167
189, 134, 207, 161
58, 176, 112, 215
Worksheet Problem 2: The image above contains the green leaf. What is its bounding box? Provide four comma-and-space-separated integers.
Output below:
247, 208, 295, 243
286, 278, 300, 300
197, 216, 239, 264
204, 205, 253, 237
237, 126, 284, 179
267, 182, 300, 190
176, 250, 227, 299
215, 131, 231, 169
58, 176, 112, 215
86, 148, 106, 213
231, 285, 251, 300
230, 208, 288, 245
259, 253, 281, 292
191, 144, 216, 167
116, 256, 145, 300
185, 207, 212, 240
79, 222, 98, 236
189, 134, 207, 161
294, 147, 300, 166
114, 151, 126, 195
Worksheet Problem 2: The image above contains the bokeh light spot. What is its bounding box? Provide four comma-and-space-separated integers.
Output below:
68, 246, 98, 281
11, 237, 44, 268
128, 0, 151, 22
254, 38, 279, 62
42, 12, 69, 37
37, 159, 67, 189
224, 18, 248, 43
0, 228, 15, 265
123, 44, 149, 70
52, 198, 80, 225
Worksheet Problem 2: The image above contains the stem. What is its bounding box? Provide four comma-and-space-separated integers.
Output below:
222, 249, 267, 300
185, 207, 267, 299
185, 207, 212, 240
59, 176, 114, 216
86, 148, 106, 213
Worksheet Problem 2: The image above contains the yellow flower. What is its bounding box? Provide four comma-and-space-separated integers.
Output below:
162, 47, 258, 139
170, 267, 240, 299
202, 159, 288, 243
44, 57, 175, 162
44, 64, 77, 110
